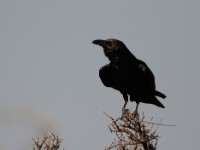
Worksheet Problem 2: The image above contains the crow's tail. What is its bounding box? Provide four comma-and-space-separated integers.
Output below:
155, 90, 166, 99
152, 97, 165, 108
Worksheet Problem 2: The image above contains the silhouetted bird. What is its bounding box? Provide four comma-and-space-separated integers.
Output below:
92, 39, 166, 112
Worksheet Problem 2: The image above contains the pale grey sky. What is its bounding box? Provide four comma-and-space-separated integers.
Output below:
0, 0, 199, 150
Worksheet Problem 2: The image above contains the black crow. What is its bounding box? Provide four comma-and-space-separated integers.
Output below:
92, 39, 166, 112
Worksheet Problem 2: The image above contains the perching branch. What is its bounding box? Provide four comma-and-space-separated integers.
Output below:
104, 109, 161, 150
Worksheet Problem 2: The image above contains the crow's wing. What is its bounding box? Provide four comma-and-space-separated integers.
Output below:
99, 64, 115, 88
136, 59, 156, 91
99, 63, 126, 92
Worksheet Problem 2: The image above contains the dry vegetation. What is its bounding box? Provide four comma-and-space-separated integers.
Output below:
32, 109, 172, 150
32, 132, 64, 150
105, 109, 161, 150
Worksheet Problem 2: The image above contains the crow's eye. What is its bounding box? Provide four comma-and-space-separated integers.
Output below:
106, 41, 112, 47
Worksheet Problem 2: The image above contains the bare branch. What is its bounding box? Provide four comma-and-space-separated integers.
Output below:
32, 132, 64, 150
105, 109, 161, 150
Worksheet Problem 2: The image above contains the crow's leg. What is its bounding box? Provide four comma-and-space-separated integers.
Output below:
121, 93, 128, 114
135, 102, 139, 114
122, 100, 128, 110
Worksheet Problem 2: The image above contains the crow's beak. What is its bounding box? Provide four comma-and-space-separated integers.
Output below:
92, 39, 106, 47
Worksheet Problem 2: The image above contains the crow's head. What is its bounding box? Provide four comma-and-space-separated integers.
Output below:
92, 39, 128, 61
